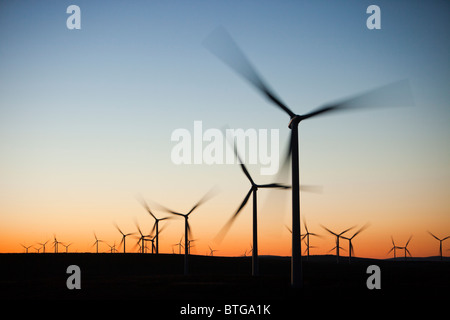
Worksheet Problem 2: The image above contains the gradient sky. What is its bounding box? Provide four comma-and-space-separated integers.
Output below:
1, 0, 449, 258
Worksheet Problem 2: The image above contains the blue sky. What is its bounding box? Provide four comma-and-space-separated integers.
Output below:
0, 0, 449, 255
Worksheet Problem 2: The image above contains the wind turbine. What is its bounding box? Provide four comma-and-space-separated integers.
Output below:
21, 244, 32, 253
398, 235, 413, 260
321, 225, 354, 263
204, 26, 413, 287
38, 240, 48, 253
106, 242, 116, 253
62, 243, 72, 253
158, 189, 215, 275
301, 218, 321, 261
215, 144, 289, 277
187, 239, 196, 255
52, 235, 62, 253
428, 231, 449, 261
341, 223, 370, 263
387, 236, 401, 259
114, 223, 135, 253
208, 245, 218, 256
134, 222, 148, 254
138, 197, 171, 254
173, 237, 184, 254
92, 233, 103, 254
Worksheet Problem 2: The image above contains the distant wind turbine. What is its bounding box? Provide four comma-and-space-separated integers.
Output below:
138, 197, 171, 254
92, 233, 103, 254
21, 244, 32, 253
398, 235, 413, 260
301, 218, 321, 261
173, 237, 184, 254
321, 225, 355, 263
62, 243, 72, 253
38, 240, 49, 253
208, 245, 218, 256
158, 188, 215, 275
106, 242, 116, 253
342, 223, 370, 263
387, 236, 401, 259
52, 235, 62, 253
428, 231, 450, 261
114, 223, 135, 253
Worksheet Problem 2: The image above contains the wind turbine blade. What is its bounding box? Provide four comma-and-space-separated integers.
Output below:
156, 223, 168, 237
285, 225, 292, 234
229, 142, 255, 185
320, 225, 338, 236
351, 223, 371, 239
303, 217, 309, 234
258, 183, 290, 189
391, 236, 395, 246
339, 226, 356, 236
300, 79, 413, 120
300, 185, 323, 194
214, 188, 253, 243
428, 231, 440, 241
406, 235, 413, 247
273, 133, 292, 186
136, 195, 158, 220
187, 220, 193, 243
152, 200, 185, 217
114, 223, 125, 236
187, 187, 217, 215
135, 221, 143, 237
150, 221, 157, 236
203, 26, 296, 118
406, 248, 412, 257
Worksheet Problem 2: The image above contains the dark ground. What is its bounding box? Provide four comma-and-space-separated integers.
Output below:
0, 253, 448, 312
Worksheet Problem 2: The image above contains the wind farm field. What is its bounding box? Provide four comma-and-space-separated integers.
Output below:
2, 2, 450, 314
0, 253, 448, 303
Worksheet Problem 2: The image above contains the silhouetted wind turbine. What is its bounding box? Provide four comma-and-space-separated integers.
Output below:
52, 235, 62, 253
428, 231, 449, 261
215, 145, 289, 276
321, 225, 354, 263
301, 218, 321, 261
398, 235, 413, 260
38, 240, 48, 253
92, 233, 103, 254
173, 236, 184, 254
208, 245, 218, 256
114, 223, 135, 253
106, 242, 116, 253
21, 244, 31, 253
62, 243, 72, 253
205, 26, 413, 287
342, 223, 370, 263
387, 236, 401, 259
158, 189, 215, 275
138, 197, 171, 254
134, 222, 149, 254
